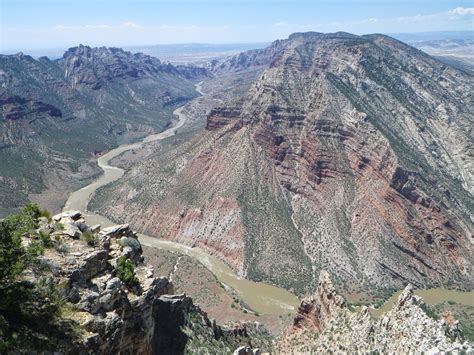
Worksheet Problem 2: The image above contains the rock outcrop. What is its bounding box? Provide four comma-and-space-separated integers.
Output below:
275, 271, 471, 353
17, 211, 267, 353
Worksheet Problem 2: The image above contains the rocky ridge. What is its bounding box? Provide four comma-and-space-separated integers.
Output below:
59, 45, 209, 91
275, 271, 471, 353
16, 210, 269, 353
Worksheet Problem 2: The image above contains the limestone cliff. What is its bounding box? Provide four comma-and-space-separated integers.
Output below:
275, 271, 471, 353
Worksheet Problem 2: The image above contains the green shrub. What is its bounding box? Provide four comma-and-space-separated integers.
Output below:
0, 220, 27, 284
81, 231, 96, 247
27, 240, 45, 258
0, 205, 80, 352
3, 205, 38, 238
114, 256, 138, 287
54, 222, 64, 231
420, 303, 440, 320
39, 231, 53, 249
0, 204, 57, 284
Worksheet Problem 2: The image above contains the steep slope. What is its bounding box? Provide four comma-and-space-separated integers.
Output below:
92, 32, 473, 296
0, 47, 209, 215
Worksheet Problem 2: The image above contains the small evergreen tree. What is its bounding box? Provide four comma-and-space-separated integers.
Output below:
114, 256, 138, 287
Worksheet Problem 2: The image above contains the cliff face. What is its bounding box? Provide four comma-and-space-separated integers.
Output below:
0, 48, 209, 215
234, 32, 474, 291
11, 210, 267, 353
275, 271, 471, 353
2, 206, 471, 353
92, 32, 473, 296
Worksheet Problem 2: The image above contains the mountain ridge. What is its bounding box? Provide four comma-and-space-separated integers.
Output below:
91, 32, 473, 297
0, 46, 210, 215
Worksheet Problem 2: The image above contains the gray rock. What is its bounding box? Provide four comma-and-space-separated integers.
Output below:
67, 286, 81, 303
106, 277, 122, 291
74, 221, 91, 233
91, 224, 101, 233
63, 222, 82, 239
119, 236, 141, 253
52, 210, 82, 222
99, 224, 132, 239
234, 346, 252, 355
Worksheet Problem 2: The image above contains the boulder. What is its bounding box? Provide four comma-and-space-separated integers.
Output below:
99, 224, 135, 239
52, 210, 82, 222
119, 237, 143, 262
63, 222, 82, 239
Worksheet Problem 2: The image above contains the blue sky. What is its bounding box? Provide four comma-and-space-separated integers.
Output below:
1, 0, 473, 51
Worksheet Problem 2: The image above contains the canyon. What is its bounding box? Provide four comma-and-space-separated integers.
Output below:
1, 30, 473, 353
91, 32, 473, 298
3, 206, 468, 353
0, 46, 209, 215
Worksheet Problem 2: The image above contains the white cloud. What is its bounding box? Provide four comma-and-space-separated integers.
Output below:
53, 22, 142, 31
271, 7, 473, 35
393, 7, 474, 24
122, 22, 143, 29
448, 7, 474, 16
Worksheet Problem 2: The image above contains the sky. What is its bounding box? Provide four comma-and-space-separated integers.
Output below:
1, 0, 473, 52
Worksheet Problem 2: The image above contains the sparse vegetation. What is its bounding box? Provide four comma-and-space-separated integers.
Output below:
39, 231, 53, 249
81, 231, 96, 247
420, 303, 440, 320
0, 205, 79, 352
114, 256, 139, 287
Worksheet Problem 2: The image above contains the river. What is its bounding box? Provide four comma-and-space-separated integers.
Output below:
370, 287, 474, 318
63, 82, 473, 317
63, 83, 301, 315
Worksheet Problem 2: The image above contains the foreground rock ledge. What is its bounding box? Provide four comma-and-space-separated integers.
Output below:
23, 211, 268, 353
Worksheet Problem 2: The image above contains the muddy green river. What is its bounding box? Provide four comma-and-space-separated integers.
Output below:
64, 83, 473, 317
370, 287, 474, 318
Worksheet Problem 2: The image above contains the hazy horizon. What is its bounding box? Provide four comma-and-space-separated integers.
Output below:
1, 30, 472, 59
1, 0, 473, 53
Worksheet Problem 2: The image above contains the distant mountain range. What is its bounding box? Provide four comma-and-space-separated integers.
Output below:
0, 45, 209, 215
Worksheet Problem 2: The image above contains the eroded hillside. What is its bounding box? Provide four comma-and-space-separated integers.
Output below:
91, 32, 473, 297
